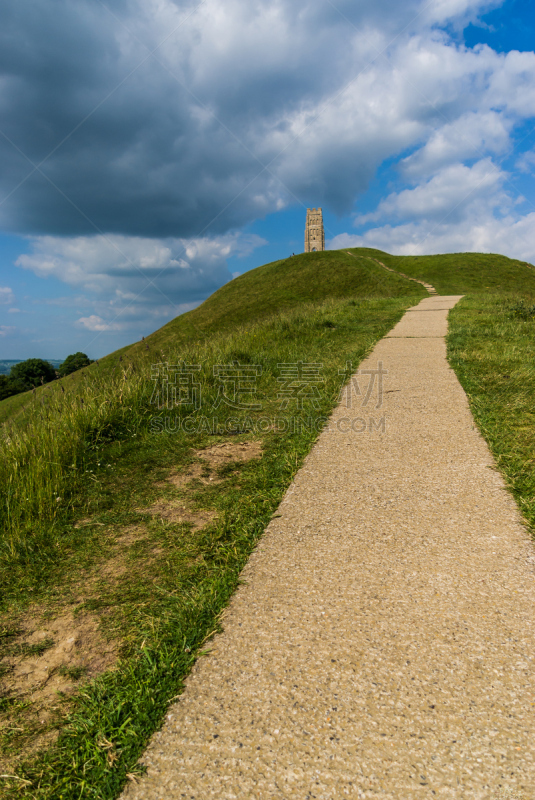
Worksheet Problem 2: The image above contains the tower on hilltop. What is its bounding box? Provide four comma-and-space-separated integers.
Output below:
304, 208, 325, 253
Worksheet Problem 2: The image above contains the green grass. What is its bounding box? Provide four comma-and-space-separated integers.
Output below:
447, 293, 535, 531
138, 249, 424, 347
0, 292, 420, 799
3, 246, 533, 428
0, 249, 425, 428
3, 242, 535, 798
348, 248, 535, 296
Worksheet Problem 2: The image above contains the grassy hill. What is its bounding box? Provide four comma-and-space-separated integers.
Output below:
2, 246, 534, 427
347, 248, 535, 296
2, 245, 535, 798
0, 249, 424, 425
126, 248, 425, 353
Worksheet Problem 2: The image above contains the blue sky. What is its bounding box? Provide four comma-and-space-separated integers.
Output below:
1, 0, 535, 359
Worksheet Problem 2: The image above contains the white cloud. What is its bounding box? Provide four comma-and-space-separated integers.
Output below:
0, 287, 15, 305
486, 49, 535, 117
8, 308, 21, 313
13, 232, 267, 338
16, 232, 266, 307
357, 159, 508, 224
76, 316, 123, 332
401, 112, 511, 179
421, 0, 502, 26
516, 149, 535, 174
330, 206, 535, 265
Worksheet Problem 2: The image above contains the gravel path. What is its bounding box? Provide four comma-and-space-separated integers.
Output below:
123, 296, 535, 799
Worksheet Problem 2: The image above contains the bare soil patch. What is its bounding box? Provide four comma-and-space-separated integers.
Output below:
74, 525, 151, 593
74, 518, 105, 529
0, 608, 118, 773
114, 524, 148, 547
156, 462, 221, 488
139, 502, 216, 529
155, 441, 263, 492
1, 610, 117, 707
195, 441, 262, 468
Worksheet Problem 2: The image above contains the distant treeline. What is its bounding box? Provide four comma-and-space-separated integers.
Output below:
0, 352, 93, 401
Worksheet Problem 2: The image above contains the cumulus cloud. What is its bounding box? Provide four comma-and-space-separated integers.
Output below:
16, 232, 265, 302
0, 326, 15, 337
15, 231, 266, 330
0, 0, 533, 239
400, 112, 511, 179
330, 192, 535, 264
357, 159, 509, 224
330, 209, 535, 263
76, 315, 123, 332
516, 149, 535, 174
0, 287, 15, 305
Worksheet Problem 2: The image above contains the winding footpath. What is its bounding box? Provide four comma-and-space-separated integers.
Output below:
123, 295, 535, 799
345, 251, 438, 295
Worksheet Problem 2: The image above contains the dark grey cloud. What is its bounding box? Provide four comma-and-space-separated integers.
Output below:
0, 0, 497, 239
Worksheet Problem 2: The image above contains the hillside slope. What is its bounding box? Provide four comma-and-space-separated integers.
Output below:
126, 248, 425, 354
0, 250, 424, 424
348, 249, 535, 297
1, 246, 534, 425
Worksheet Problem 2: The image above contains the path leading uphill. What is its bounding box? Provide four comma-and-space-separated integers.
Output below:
345, 251, 438, 295
123, 296, 535, 799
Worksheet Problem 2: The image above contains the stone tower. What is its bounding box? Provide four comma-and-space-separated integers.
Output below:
304, 208, 325, 252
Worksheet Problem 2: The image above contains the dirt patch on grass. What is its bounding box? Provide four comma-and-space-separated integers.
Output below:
0, 608, 118, 774
91, 553, 130, 582
74, 518, 105, 529
114, 524, 148, 547
1, 610, 118, 707
139, 502, 216, 529
195, 440, 262, 467
155, 441, 262, 491
156, 462, 221, 488
73, 525, 151, 593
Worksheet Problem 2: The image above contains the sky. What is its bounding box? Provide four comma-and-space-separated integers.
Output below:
1, 0, 535, 359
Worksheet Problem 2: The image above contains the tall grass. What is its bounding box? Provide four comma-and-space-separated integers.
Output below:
0, 298, 400, 569
0, 364, 149, 559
